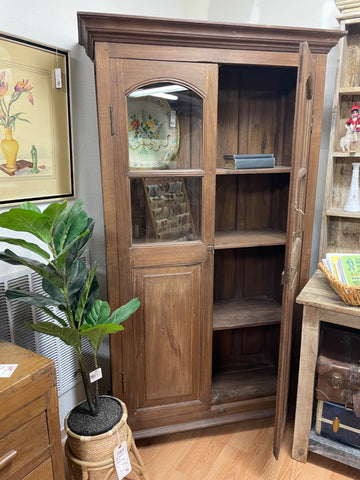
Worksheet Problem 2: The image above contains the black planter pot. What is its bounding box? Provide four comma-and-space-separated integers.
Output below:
66, 395, 123, 436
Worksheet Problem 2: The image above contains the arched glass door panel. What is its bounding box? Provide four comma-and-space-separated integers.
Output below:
128, 82, 203, 244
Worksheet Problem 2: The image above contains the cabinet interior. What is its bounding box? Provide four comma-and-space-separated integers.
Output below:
212, 64, 296, 405
217, 65, 297, 166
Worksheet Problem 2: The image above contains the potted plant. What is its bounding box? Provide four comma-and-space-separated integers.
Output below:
0, 199, 141, 478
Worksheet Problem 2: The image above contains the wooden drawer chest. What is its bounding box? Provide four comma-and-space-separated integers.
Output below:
0, 341, 65, 480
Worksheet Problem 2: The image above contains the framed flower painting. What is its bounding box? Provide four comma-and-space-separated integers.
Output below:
0, 32, 74, 205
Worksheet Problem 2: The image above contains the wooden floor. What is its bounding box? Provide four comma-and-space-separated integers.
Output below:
127, 417, 360, 480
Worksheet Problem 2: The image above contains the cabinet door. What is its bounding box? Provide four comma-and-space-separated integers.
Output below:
273, 42, 316, 458
105, 59, 217, 431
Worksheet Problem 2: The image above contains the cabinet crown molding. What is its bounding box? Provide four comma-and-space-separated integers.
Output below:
77, 12, 345, 61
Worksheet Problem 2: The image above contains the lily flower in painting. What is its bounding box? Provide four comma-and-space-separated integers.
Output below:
0, 71, 34, 131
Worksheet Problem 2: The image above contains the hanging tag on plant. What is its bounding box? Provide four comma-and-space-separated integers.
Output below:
89, 367, 102, 383
114, 441, 132, 479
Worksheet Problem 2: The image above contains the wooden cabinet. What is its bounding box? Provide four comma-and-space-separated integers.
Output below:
320, 3, 360, 258
77, 12, 343, 455
0, 341, 65, 480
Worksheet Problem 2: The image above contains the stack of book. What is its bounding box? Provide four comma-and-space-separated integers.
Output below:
322, 253, 360, 287
223, 153, 275, 169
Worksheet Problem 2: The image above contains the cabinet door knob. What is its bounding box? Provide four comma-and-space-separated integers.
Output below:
0, 450, 17, 470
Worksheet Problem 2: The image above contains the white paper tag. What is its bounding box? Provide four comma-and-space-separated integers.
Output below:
89, 367, 102, 383
0, 364, 18, 378
54, 68, 62, 88
114, 441, 132, 479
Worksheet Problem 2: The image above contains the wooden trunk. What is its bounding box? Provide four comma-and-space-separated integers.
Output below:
315, 400, 360, 449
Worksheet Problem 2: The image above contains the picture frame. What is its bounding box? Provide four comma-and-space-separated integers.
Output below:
0, 32, 74, 205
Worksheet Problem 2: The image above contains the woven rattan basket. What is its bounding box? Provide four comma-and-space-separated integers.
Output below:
318, 262, 360, 306
65, 397, 128, 480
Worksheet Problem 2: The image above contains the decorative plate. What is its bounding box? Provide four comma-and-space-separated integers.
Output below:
128, 97, 180, 169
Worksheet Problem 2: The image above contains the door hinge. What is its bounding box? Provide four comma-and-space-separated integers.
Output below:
122, 370, 125, 394
281, 269, 289, 286
109, 105, 115, 136
207, 245, 214, 254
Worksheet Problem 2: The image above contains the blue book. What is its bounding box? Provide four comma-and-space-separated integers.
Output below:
224, 153, 275, 159
224, 155, 275, 169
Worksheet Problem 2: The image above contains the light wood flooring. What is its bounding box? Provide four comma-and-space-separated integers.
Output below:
127, 417, 360, 480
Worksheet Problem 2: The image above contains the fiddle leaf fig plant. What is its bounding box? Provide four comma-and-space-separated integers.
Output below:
0, 199, 139, 416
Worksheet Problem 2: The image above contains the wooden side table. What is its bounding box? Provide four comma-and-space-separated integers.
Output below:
0, 341, 65, 480
292, 270, 360, 468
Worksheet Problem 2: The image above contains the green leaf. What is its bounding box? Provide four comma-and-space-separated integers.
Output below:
74, 264, 98, 325
5, 290, 68, 327
42, 201, 67, 220
83, 299, 111, 326
53, 199, 88, 253
42, 278, 66, 304
80, 323, 124, 355
26, 321, 81, 348
53, 229, 91, 271
0, 203, 54, 244
0, 236, 50, 260
84, 274, 99, 314
67, 259, 87, 308
0, 250, 63, 288
5, 289, 60, 308
108, 298, 140, 325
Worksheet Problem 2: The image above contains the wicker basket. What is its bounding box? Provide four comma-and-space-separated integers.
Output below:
65, 397, 128, 480
318, 262, 360, 306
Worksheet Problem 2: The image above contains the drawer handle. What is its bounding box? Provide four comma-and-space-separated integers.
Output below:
0, 450, 17, 470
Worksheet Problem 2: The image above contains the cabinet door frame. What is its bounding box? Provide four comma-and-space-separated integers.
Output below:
273, 42, 316, 458
97, 56, 218, 428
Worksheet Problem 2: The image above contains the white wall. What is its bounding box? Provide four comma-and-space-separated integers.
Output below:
1, 0, 341, 428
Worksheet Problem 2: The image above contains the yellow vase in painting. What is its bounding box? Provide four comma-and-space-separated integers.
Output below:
1, 127, 19, 172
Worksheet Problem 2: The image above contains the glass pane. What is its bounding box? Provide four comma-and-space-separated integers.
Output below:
128, 83, 203, 170
131, 177, 201, 244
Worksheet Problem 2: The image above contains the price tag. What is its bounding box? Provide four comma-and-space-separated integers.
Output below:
114, 441, 132, 479
0, 364, 18, 377
54, 68, 62, 88
89, 367, 102, 383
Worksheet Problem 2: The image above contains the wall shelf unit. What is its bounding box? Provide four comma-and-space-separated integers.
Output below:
320, 5, 360, 257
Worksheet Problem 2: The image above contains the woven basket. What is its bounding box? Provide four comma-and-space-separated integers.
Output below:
318, 262, 360, 306
65, 397, 128, 480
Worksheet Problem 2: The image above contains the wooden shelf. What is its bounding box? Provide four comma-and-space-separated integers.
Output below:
332, 151, 360, 157
326, 208, 360, 218
216, 166, 291, 175
128, 169, 205, 178
338, 87, 360, 95
212, 365, 277, 405
213, 296, 282, 330
214, 229, 286, 249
